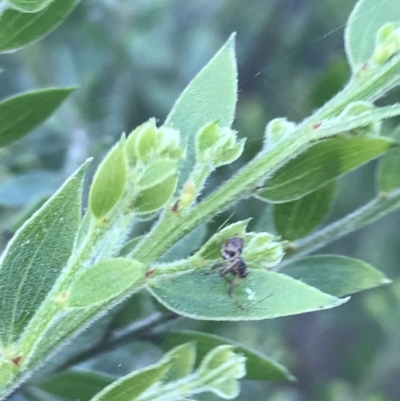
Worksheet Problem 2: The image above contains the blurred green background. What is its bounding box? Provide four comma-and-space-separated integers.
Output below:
3, 1, 400, 401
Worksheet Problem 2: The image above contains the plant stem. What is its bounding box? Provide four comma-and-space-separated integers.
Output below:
280, 187, 400, 267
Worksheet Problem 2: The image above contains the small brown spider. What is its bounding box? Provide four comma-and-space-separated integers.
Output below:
212, 236, 249, 310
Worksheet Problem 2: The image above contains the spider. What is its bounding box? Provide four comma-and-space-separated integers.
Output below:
211, 236, 249, 310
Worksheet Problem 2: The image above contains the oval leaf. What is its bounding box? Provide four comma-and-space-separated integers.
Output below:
0, 0, 79, 53
0, 160, 90, 344
0, 87, 75, 147
135, 174, 177, 214
280, 255, 391, 297
68, 258, 144, 308
273, 181, 336, 241
256, 136, 393, 203
163, 343, 196, 382
39, 370, 115, 401
165, 34, 238, 189
138, 159, 177, 190
345, 0, 400, 71
160, 330, 294, 381
89, 139, 128, 219
89, 358, 171, 401
147, 269, 347, 321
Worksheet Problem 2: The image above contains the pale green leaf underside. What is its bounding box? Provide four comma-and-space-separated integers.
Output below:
68, 258, 144, 308
165, 34, 238, 189
0, 87, 76, 147
273, 181, 336, 241
0, 160, 89, 344
280, 255, 390, 297
163, 343, 196, 382
0, 0, 79, 52
89, 140, 127, 219
147, 269, 346, 321
345, 0, 400, 70
28, 308, 94, 368
89, 359, 170, 401
161, 330, 294, 381
257, 136, 393, 203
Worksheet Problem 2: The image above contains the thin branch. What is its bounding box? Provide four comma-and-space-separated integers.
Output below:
279, 187, 400, 268
57, 312, 179, 371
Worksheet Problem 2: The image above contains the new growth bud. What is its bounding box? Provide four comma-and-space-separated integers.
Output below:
372, 23, 400, 64
195, 121, 245, 167
264, 117, 296, 148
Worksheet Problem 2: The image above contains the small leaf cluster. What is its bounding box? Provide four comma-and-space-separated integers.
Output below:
91, 343, 245, 401
89, 119, 185, 219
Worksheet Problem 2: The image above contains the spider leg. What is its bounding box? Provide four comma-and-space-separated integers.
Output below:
211, 260, 225, 270
222, 274, 246, 311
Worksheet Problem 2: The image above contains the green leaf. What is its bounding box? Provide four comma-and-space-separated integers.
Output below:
163, 343, 196, 381
135, 174, 178, 214
89, 138, 128, 219
273, 182, 336, 241
0, 0, 79, 52
160, 330, 295, 381
147, 269, 347, 321
256, 136, 393, 203
165, 34, 238, 189
0, 160, 89, 344
26, 308, 94, 367
8, 0, 54, 13
138, 159, 177, 190
377, 126, 400, 192
197, 345, 245, 399
39, 370, 115, 401
89, 358, 171, 401
0, 87, 75, 147
68, 258, 144, 308
280, 255, 391, 297
345, 0, 400, 70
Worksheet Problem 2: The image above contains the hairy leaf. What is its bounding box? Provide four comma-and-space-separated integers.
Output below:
68, 258, 144, 308
147, 269, 347, 321
89, 138, 128, 219
280, 255, 391, 297
0, 161, 89, 344
163, 343, 196, 382
135, 174, 178, 214
257, 136, 393, 203
89, 358, 171, 401
165, 34, 238, 189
